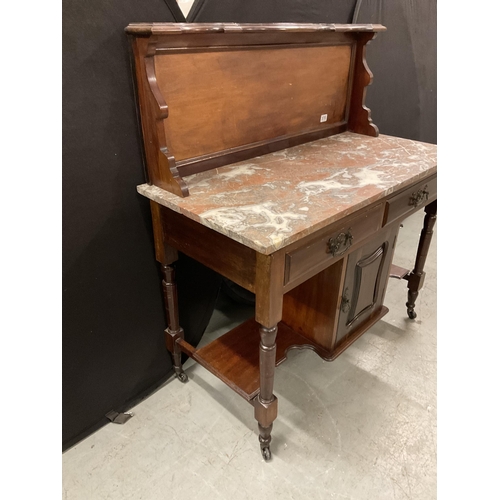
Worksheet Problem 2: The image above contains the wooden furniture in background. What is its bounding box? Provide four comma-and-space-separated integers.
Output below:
126, 23, 437, 460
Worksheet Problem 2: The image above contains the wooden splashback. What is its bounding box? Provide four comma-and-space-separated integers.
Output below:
126, 23, 386, 197
158, 44, 351, 161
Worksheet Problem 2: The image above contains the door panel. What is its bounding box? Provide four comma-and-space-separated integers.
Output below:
335, 225, 399, 347
347, 242, 387, 326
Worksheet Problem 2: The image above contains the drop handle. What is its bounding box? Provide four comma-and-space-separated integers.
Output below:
328, 229, 353, 256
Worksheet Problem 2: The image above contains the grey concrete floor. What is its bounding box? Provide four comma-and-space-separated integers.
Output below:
63, 210, 436, 500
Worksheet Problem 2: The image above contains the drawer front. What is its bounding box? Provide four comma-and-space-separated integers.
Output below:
383, 174, 437, 226
285, 203, 384, 286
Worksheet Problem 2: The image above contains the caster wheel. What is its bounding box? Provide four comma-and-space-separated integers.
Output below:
407, 309, 417, 320
177, 372, 188, 383
261, 447, 272, 461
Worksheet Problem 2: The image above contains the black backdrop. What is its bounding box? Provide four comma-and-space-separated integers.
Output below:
63, 0, 436, 450
62, 0, 220, 450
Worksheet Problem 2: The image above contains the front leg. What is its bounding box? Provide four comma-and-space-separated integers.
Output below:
406, 200, 437, 319
253, 324, 278, 461
253, 251, 285, 460
162, 264, 188, 382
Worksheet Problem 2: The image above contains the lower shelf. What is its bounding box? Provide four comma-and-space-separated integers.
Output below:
178, 306, 388, 402
389, 263, 410, 280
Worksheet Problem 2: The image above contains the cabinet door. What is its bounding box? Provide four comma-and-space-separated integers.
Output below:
335, 225, 399, 347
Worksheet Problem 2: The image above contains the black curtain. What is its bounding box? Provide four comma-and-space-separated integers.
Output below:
62, 0, 220, 450
356, 0, 436, 144
188, 0, 356, 23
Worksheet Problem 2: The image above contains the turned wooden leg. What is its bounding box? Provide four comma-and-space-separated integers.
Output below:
406, 200, 437, 319
253, 324, 278, 461
161, 264, 188, 382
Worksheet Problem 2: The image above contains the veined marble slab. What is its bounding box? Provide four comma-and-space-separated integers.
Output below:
137, 132, 437, 255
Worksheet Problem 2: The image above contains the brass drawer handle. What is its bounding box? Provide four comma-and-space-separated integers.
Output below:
341, 288, 351, 313
328, 228, 353, 256
408, 184, 429, 208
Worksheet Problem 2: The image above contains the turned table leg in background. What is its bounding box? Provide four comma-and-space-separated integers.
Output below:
406, 199, 437, 319
162, 264, 188, 383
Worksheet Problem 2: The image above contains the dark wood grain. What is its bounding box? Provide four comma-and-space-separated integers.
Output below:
282, 259, 346, 352
406, 200, 437, 319
347, 32, 379, 136
162, 265, 187, 382
130, 37, 189, 196
178, 318, 345, 401
254, 251, 286, 328
327, 306, 389, 360
125, 23, 386, 36
157, 45, 351, 162
389, 264, 410, 280
336, 225, 399, 346
383, 174, 437, 226
347, 242, 387, 325
160, 206, 257, 292
179, 319, 294, 401
283, 203, 384, 290
177, 304, 389, 401
150, 201, 178, 265
255, 322, 279, 459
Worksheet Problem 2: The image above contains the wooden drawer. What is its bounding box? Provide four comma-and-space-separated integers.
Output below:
383, 174, 437, 226
284, 203, 384, 287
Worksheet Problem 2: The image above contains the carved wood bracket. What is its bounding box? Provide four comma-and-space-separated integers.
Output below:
145, 39, 189, 197
347, 33, 379, 137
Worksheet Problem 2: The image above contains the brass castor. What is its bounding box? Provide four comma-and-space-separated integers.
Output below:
176, 372, 188, 383
407, 308, 417, 320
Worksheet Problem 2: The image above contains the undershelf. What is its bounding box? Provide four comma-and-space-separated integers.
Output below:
178, 308, 388, 402
389, 263, 410, 280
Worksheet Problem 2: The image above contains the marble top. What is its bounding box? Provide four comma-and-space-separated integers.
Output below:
137, 132, 437, 255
